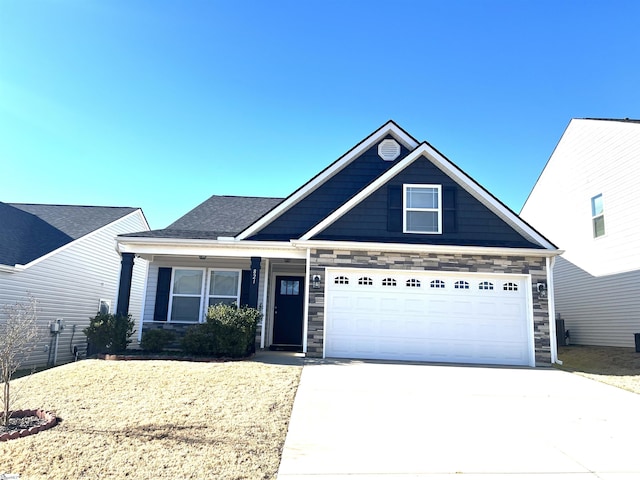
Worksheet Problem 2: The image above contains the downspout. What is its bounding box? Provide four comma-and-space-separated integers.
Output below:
302, 248, 311, 354
547, 256, 561, 365
260, 258, 270, 350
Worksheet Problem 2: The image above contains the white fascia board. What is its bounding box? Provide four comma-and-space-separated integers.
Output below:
301, 143, 556, 251
292, 240, 563, 258
236, 121, 419, 240
0, 264, 24, 273
117, 237, 307, 259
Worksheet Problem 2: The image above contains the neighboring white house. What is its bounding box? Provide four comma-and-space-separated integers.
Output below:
521, 118, 640, 347
0, 202, 149, 367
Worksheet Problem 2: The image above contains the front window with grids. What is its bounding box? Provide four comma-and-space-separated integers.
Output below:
430, 279, 445, 289
358, 277, 373, 286
454, 280, 469, 289
382, 278, 397, 286
478, 281, 494, 291
503, 282, 519, 291
406, 279, 421, 287
334, 276, 349, 285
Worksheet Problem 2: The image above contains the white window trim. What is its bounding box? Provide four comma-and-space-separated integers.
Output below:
403, 184, 442, 234
167, 267, 206, 323
206, 268, 242, 308
591, 193, 605, 239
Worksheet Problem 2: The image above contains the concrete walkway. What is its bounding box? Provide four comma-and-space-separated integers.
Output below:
278, 360, 640, 479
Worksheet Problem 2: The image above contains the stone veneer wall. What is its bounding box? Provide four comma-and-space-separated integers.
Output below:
140, 321, 262, 351
307, 249, 551, 366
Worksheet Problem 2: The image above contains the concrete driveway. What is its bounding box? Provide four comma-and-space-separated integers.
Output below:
277, 360, 640, 479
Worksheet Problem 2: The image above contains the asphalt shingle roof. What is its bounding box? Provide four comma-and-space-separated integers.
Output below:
121, 195, 283, 240
0, 202, 137, 266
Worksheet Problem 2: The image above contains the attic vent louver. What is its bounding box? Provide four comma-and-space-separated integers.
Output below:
378, 139, 401, 161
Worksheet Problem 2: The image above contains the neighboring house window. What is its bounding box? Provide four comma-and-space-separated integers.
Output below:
334, 276, 349, 285
478, 281, 494, 291
503, 282, 518, 291
403, 184, 442, 234
208, 270, 241, 306
382, 278, 397, 286
358, 277, 373, 285
169, 268, 205, 322
591, 194, 605, 238
430, 280, 445, 288
406, 279, 421, 287
454, 280, 469, 289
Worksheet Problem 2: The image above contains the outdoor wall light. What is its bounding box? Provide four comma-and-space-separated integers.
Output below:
536, 282, 547, 299
312, 274, 321, 289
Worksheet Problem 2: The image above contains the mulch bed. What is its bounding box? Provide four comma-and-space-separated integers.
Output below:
0, 410, 57, 441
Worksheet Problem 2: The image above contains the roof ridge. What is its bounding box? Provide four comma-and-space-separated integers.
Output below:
580, 117, 640, 123
7, 203, 138, 209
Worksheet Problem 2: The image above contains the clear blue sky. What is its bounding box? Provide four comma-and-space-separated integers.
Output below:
2, 1, 639, 230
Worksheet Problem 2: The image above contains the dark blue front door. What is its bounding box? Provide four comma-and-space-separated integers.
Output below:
273, 276, 304, 346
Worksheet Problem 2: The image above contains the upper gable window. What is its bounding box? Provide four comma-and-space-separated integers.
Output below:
403, 184, 442, 234
591, 194, 605, 238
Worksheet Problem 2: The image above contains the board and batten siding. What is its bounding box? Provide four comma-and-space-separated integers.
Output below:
554, 256, 640, 348
0, 210, 148, 368
521, 119, 640, 347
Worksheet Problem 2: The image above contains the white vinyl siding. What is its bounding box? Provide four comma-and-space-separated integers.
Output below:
521, 119, 640, 347
554, 256, 640, 348
521, 119, 640, 277
0, 210, 148, 368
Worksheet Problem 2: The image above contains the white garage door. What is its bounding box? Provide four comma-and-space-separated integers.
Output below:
325, 268, 533, 366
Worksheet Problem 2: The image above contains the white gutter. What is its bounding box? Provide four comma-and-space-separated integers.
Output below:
292, 240, 563, 258
0, 264, 25, 273
547, 256, 561, 365
117, 238, 307, 259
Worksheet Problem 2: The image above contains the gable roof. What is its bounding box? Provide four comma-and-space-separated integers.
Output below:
236, 120, 419, 240
299, 141, 556, 249
0, 202, 139, 266
122, 195, 284, 240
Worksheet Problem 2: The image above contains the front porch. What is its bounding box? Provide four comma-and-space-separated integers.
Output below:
115, 246, 309, 353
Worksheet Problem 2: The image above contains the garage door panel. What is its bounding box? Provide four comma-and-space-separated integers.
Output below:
325, 268, 533, 366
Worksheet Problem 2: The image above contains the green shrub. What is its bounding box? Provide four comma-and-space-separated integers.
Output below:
141, 329, 176, 353
84, 313, 135, 354
181, 304, 261, 358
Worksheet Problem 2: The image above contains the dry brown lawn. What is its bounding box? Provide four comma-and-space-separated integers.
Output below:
557, 345, 640, 394
0, 359, 301, 479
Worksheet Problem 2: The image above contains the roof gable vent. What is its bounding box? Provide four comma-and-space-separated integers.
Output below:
378, 139, 401, 161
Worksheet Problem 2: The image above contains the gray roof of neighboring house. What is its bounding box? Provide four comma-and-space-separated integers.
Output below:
0, 202, 138, 266
121, 195, 284, 240
582, 117, 640, 123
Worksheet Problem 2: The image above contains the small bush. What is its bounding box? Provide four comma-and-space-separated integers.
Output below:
181, 304, 261, 358
141, 329, 176, 353
84, 313, 135, 354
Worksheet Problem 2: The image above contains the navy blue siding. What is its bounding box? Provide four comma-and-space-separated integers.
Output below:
315, 155, 542, 248
249, 137, 411, 240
